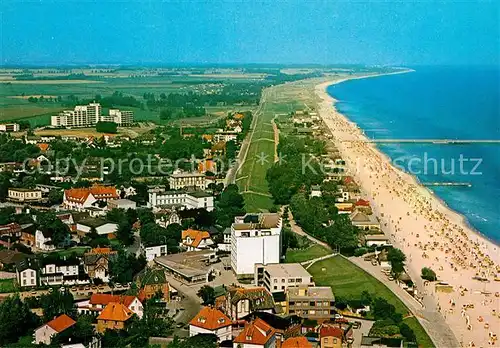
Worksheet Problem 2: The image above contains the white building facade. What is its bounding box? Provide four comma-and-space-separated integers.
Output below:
148, 188, 214, 212
231, 214, 282, 276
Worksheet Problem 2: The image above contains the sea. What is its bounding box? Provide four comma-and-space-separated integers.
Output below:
327, 66, 500, 244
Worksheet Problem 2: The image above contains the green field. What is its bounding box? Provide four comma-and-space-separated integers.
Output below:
0, 70, 262, 125
308, 256, 434, 347
241, 192, 275, 213
309, 256, 409, 314
285, 244, 331, 263
403, 317, 434, 348
0, 278, 17, 293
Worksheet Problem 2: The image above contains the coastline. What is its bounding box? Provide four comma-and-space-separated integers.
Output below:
315, 74, 500, 347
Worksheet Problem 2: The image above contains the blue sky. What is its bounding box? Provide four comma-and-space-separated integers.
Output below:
1, 1, 498, 66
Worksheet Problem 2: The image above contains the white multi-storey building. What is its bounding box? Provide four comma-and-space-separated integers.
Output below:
254, 263, 314, 293
51, 103, 133, 127
147, 188, 214, 211
231, 213, 282, 276
0, 123, 20, 132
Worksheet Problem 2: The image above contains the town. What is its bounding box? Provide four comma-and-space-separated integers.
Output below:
0, 68, 442, 348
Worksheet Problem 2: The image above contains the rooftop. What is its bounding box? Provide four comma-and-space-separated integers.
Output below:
97, 302, 133, 322
189, 306, 232, 330
287, 286, 335, 300
258, 263, 312, 279
234, 318, 276, 346
233, 213, 281, 231
45, 314, 76, 333
282, 337, 313, 348
154, 250, 216, 278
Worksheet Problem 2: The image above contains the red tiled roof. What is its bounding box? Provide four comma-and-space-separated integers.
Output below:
85, 247, 116, 255
182, 229, 211, 248
37, 143, 50, 152
189, 306, 232, 330
65, 185, 118, 203
46, 314, 76, 333
320, 326, 343, 339
90, 294, 138, 308
234, 318, 275, 345
282, 337, 313, 348
0, 222, 22, 235
97, 302, 133, 322
356, 199, 370, 207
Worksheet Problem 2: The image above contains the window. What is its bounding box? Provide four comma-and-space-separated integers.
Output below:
273, 279, 277, 283
281, 279, 285, 283
31, 271, 34, 277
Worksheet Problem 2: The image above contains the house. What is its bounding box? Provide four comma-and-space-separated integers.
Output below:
8, 188, 43, 203
0, 249, 26, 270
83, 248, 117, 282
156, 210, 182, 228
286, 286, 336, 320
0, 123, 20, 132
364, 234, 390, 247
0, 222, 22, 237
34, 314, 76, 345
233, 318, 277, 348
350, 211, 380, 231
143, 244, 168, 261
224, 287, 275, 320
181, 229, 214, 251
35, 229, 59, 251
16, 257, 38, 287
63, 185, 119, 211
310, 185, 322, 198
282, 336, 313, 348
135, 268, 170, 302
96, 302, 133, 333
213, 131, 238, 143
320, 326, 344, 348
77, 294, 143, 319
39, 256, 80, 286
239, 312, 302, 346
231, 213, 282, 276
107, 199, 137, 210
76, 218, 118, 237
254, 263, 314, 294
189, 306, 232, 342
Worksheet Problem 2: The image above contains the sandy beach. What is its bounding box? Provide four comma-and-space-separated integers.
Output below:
315, 75, 500, 347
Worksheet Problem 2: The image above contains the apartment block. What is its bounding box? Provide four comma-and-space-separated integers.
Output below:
286, 286, 336, 320
254, 263, 314, 293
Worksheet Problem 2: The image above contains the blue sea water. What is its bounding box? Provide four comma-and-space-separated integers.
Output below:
327, 66, 500, 244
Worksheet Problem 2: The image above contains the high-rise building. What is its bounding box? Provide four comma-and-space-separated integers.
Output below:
51, 103, 133, 127
231, 213, 282, 276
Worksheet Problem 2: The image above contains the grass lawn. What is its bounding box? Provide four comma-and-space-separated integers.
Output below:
0, 278, 17, 293
309, 256, 409, 315
285, 244, 331, 263
241, 192, 275, 213
403, 317, 434, 348
48, 246, 91, 258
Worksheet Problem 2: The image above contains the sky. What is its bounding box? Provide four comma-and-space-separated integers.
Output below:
1, 0, 499, 66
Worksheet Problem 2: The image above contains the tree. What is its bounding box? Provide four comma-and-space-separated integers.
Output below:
109, 250, 146, 284
53, 314, 95, 346
216, 184, 245, 227
35, 211, 70, 247
421, 267, 437, 281
127, 300, 174, 347
167, 334, 217, 348
40, 289, 75, 321
387, 248, 406, 278
116, 221, 134, 246
96, 121, 117, 134
0, 295, 39, 345
48, 189, 63, 205
399, 322, 416, 343
197, 285, 216, 305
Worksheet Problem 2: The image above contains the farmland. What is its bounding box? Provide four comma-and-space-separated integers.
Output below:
0, 67, 266, 125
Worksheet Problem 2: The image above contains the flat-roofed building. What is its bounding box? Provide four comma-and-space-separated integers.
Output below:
254, 263, 314, 293
51, 103, 133, 127
168, 171, 207, 190
154, 250, 218, 284
286, 286, 336, 320
231, 213, 282, 276
8, 188, 43, 203
0, 123, 20, 132
147, 187, 214, 211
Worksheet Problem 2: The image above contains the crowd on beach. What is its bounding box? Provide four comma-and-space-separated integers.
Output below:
315, 80, 500, 348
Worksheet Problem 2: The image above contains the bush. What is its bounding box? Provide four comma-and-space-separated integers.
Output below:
96, 121, 117, 134
421, 267, 437, 281
354, 247, 368, 256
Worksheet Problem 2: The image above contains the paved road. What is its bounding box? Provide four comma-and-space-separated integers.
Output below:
349, 256, 460, 348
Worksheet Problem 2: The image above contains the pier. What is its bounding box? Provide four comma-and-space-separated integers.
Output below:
347, 139, 500, 145
422, 182, 472, 187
